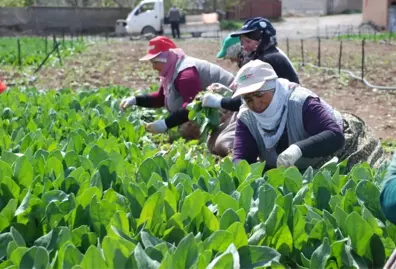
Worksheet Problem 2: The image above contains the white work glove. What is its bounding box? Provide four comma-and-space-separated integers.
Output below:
202, 93, 223, 109
146, 120, 168, 134
207, 83, 233, 94
120, 96, 136, 111
276, 144, 302, 168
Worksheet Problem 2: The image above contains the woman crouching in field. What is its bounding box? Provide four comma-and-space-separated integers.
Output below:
230, 59, 385, 172
119, 36, 236, 156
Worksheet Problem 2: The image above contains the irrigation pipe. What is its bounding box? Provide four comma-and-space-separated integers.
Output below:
295, 62, 396, 91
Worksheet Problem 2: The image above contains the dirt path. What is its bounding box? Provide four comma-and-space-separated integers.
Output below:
31, 38, 396, 141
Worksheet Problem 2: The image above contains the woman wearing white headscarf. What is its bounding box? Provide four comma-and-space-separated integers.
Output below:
231, 59, 385, 171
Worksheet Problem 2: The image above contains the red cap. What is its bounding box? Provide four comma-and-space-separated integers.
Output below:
0, 80, 6, 93
139, 36, 177, 61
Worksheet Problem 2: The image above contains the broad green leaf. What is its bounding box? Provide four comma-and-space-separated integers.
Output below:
13, 156, 33, 189
80, 245, 107, 269
138, 158, 161, 183
76, 186, 102, 209
107, 211, 132, 238
330, 239, 354, 268
266, 169, 285, 188
10, 227, 25, 247
61, 244, 84, 269
333, 206, 348, 234
34, 227, 71, 253
220, 209, 240, 230
142, 231, 164, 248
103, 188, 129, 212
370, 233, 385, 268
312, 172, 332, 211
343, 189, 359, 213
206, 244, 239, 269
293, 186, 309, 206
204, 230, 234, 252
134, 243, 160, 269
1, 199, 17, 222
218, 171, 235, 195
227, 222, 248, 249
14, 190, 32, 216
248, 223, 266, 245
271, 225, 292, 256
213, 191, 239, 216
102, 236, 136, 269
310, 237, 331, 269
123, 182, 146, 219
293, 208, 308, 250
362, 207, 383, 236
238, 185, 253, 213
264, 205, 285, 237
238, 245, 281, 268
0, 214, 8, 232
181, 189, 204, 221
19, 246, 49, 269
202, 206, 220, 235
345, 212, 373, 257
138, 191, 163, 228
356, 180, 384, 220
87, 144, 109, 168
0, 177, 20, 201
89, 196, 117, 239
258, 184, 277, 222
9, 247, 28, 268
236, 160, 251, 183
173, 233, 198, 269
0, 160, 13, 181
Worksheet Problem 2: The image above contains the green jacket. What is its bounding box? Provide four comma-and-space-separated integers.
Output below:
380, 153, 396, 224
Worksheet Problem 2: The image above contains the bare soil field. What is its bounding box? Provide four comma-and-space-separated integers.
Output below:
2, 37, 396, 141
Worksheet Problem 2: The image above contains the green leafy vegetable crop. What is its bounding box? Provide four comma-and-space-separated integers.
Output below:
0, 86, 394, 269
0, 37, 86, 67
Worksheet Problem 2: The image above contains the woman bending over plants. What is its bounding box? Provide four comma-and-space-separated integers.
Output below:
119, 36, 235, 156
229, 59, 385, 172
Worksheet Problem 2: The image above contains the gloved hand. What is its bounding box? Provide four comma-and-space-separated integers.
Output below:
207, 83, 233, 94
202, 93, 223, 109
146, 120, 168, 134
276, 144, 302, 168
120, 96, 136, 111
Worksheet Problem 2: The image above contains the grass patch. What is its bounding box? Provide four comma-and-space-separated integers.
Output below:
382, 139, 396, 153
220, 20, 243, 30
335, 32, 396, 41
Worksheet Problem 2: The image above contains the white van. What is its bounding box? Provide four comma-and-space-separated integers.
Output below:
117, 0, 221, 37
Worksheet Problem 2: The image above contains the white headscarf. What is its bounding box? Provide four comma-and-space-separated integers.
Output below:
250, 78, 292, 149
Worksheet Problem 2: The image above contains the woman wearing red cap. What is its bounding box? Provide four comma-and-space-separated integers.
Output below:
120, 36, 235, 154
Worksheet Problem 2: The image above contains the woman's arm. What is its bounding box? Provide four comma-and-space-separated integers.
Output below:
233, 119, 259, 164
164, 67, 202, 129
294, 97, 345, 158
221, 96, 243, 111
380, 153, 396, 224
135, 87, 165, 108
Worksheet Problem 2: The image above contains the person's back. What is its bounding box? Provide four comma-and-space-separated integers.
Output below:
168, 6, 181, 22
168, 6, 181, 38
256, 46, 299, 84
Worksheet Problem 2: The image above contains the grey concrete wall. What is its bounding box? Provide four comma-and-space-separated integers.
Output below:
0, 7, 131, 34
282, 0, 362, 16
330, 0, 362, 14
282, 0, 328, 16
